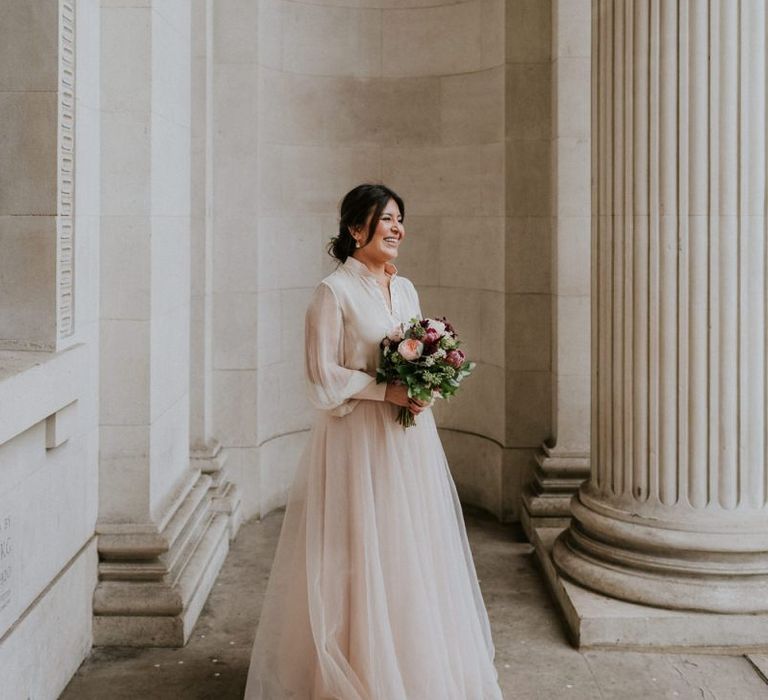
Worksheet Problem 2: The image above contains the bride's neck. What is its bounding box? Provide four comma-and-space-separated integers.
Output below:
351, 252, 388, 279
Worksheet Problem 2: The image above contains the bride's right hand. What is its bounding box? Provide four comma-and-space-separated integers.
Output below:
385, 383, 429, 414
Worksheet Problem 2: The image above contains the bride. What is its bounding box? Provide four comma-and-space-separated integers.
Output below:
244, 184, 504, 699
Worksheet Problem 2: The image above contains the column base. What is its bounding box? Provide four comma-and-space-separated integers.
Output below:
94, 474, 230, 647
533, 526, 768, 652
191, 440, 243, 540
552, 488, 768, 614
520, 444, 588, 540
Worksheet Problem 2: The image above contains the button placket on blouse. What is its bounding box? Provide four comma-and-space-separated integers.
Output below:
365, 277, 396, 319
342, 257, 398, 319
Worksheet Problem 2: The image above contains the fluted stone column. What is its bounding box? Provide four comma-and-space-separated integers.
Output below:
554, 0, 768, 613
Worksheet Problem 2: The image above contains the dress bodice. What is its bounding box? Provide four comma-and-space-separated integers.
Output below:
304, 255, 422, 417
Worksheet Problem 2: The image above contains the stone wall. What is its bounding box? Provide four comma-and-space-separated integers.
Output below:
211, 0, 554, 523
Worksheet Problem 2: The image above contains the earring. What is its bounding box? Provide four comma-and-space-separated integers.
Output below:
355, 240, 361, 248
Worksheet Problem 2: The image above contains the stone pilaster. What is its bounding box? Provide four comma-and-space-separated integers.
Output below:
95, 0, 230, 646
554, 0, 768, 614
190, 0, 241, 540
521, 0, 591, 537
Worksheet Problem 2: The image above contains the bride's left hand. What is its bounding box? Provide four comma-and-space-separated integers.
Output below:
408, 396, 433, 415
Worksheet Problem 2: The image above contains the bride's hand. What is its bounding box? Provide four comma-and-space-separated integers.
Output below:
385, 383, 430, 414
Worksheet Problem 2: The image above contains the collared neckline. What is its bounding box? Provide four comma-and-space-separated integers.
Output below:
343, 255, 398, 281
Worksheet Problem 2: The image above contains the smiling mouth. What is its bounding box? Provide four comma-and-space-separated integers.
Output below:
384, 237, 400, 245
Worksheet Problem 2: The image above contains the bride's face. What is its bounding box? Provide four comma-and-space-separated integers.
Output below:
354, 199, 405, 264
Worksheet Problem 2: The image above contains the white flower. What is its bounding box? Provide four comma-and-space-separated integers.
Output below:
432, 347, 447, 359
426, 318, 446, 335
387, 323, 406, 342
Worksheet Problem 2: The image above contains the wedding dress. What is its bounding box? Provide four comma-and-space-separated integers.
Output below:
244, 255, 503, 700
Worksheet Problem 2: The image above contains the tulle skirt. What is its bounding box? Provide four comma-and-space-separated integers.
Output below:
243, 401, 503, 700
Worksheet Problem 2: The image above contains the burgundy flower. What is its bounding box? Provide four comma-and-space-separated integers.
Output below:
446, 349, 465, 368
423, 328, 440, 345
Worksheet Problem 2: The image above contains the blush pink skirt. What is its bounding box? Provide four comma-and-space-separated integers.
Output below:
244, 401, 503, 700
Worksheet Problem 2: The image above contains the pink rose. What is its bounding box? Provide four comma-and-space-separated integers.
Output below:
446, 349, 465, 368
398, 338, 424, 361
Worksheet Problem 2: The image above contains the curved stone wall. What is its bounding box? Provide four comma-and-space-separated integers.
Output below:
213, 0, 552, 521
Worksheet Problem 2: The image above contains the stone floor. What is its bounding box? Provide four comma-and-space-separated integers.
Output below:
61, 508, 768, 699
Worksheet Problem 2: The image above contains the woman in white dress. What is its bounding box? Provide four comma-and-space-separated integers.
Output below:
244, 184, 503, 699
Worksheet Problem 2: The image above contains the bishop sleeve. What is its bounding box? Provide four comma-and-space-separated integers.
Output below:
304, 281, 388, 417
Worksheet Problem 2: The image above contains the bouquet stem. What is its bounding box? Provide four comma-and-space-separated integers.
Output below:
397, 407, 416, 428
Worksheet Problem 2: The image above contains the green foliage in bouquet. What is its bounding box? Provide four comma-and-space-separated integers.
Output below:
375, 316, 476, 428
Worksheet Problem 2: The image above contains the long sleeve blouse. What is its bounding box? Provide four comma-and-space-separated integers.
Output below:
304, 255, 422, 418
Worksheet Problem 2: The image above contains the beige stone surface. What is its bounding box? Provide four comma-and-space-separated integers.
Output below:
552, 0, 590, 58
505, 216, 551, 294
553, 216, 590, 295
505, 63, 551, 140
278, 144, 383, 213
433, 362, 505, 443
212, 369, 260, 447
282, 3, 382, 77
440, 429, 503, 518
0, 92, 57, 215
441, 67, 504, 145
99, 217, 151, 320
505, 139, 551, 216
505, 0, 551, 63
506, 293, 551, 371
259, 70, 442, 146
553, 57, 590, 138
0, 0, 58, 91
505, 369, 551, 445
384, 143, 505, 216
383, 0, 504, 77
552, 137, 590, 216
0, 216, 57, 350
438, 216, 505, 292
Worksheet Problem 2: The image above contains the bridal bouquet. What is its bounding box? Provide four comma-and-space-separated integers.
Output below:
376, 317, 475, 428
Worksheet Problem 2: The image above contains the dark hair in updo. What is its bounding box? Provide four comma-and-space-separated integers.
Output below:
328, 183, 405, 263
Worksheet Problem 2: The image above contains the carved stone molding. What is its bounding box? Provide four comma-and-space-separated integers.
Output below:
57, 0, 75, 339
